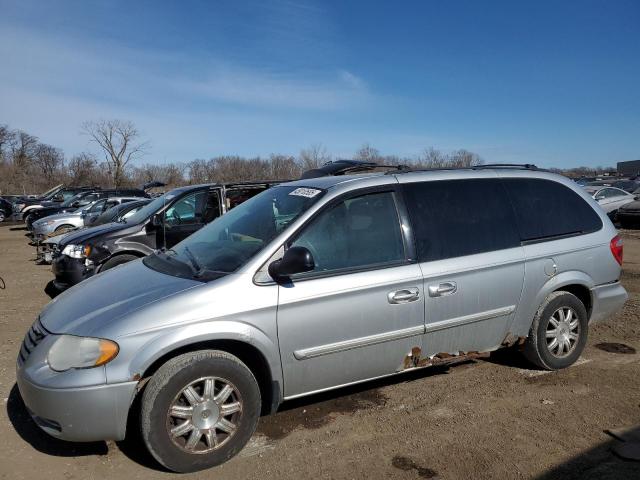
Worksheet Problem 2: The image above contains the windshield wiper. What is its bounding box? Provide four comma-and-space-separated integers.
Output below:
182, 245, 204, 277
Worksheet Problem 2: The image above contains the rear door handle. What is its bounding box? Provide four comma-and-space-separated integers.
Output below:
428, 281, 457, 297
388, 288, 420, 304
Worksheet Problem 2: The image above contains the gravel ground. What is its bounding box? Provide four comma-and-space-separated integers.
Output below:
1, 224, 639, 479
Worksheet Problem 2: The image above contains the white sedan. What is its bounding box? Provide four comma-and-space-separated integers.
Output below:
583, 186, 636, 217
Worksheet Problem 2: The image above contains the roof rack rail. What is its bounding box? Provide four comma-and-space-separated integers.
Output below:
472, 163, 542, 170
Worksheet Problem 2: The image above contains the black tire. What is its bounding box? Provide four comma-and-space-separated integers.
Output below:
523, 291, 588, 370
0, 211, 5, 223
140, 350, 261, 473
100, 254, 139, 271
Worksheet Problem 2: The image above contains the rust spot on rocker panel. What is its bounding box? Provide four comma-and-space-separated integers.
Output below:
398, 347, 489, 372
502, 332, 527, 348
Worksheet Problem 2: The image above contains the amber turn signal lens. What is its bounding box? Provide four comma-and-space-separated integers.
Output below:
95, 340, 119, 366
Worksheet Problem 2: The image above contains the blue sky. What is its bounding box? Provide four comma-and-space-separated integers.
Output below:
0, 0, 638, 167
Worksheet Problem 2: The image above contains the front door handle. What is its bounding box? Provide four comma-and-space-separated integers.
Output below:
388, 288, 420, 304
428, 281, 457, 297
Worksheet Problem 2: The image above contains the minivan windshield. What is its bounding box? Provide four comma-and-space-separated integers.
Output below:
145, 185, 325, 279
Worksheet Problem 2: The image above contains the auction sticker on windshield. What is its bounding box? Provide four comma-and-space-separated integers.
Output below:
289, 188, 321, 198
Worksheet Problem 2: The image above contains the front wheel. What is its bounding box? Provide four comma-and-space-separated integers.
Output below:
522, 291, 588, 370
140, 350, 261, 473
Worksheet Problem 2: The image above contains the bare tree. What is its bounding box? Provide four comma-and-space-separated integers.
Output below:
33, 144, 64, 182
82, 119, 148, 187
448, 149, 483, 168
12, 131, 38, 170
299, 144, 331, 170
0, 125, 15, 164
354, 143, 383, 163
67, 152, 100, 185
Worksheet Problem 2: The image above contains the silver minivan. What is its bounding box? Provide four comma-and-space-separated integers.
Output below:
16, 166, 628, 472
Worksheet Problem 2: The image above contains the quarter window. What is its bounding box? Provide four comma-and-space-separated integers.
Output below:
404, 179, 520, 262
290, 191, 405, 274
502, 178, 602, 242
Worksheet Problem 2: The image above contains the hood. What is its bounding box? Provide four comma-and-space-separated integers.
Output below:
59, 221, 129, 247
35, 206, 68, 217
33, 211, 82, 225
40, 259, 201, 336
620, 200, 640, 212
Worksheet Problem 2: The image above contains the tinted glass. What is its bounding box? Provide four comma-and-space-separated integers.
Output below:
404, 179, 520, 262
164, 191, 205, 226
290, 191, 405, 273
88, 199, 107, 213
502, 178, 602, 242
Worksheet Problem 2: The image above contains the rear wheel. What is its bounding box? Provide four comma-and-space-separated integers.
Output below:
0, 210, 5, 222
523, 291, 588, 370
100, 254, 139, 271
140, 350, 261, 473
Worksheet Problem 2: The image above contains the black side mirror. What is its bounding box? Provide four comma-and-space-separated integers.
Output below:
151, 213, 163, 227
268, 246, 315, 281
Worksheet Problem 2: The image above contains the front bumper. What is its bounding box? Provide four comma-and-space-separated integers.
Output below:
51, 254, 96, 290
16, 369, 137, 442
590, 281, 628, 323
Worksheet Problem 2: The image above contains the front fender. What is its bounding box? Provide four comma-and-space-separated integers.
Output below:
106, 321, 283, 393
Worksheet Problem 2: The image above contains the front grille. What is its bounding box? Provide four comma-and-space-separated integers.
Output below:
18, 318, 49, 366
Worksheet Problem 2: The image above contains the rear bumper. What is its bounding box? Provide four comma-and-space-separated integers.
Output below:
51, 255, 96, 290
16, 370, 137, 442
590, 281, 628, 323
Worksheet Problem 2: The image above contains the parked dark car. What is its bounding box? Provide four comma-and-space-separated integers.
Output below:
0, 197, 12, 222
90, 198, 151, 226
611, 179, 640, 193
616, 199, 640, 228
26, 188, 148, 229
51, 181, 277, 291
15, 185, 97, 220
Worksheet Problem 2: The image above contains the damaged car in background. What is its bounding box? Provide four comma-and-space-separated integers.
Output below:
34, 199, 151, 264
17, 165, 627, 473
50, 181, 278, 291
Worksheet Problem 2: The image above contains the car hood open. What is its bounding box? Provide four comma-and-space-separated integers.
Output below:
40, 260, 201, 337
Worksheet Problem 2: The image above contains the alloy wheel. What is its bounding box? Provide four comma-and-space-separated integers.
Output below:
545, 307, 580, 358
166, 376, 243, 454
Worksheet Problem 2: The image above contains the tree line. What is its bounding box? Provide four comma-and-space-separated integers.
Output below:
0, 120, 614, 195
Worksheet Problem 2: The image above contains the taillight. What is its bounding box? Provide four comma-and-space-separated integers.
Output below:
610, 235, 623, 266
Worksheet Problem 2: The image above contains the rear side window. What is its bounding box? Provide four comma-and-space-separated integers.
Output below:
404, 179, 520, 262
502, 178, 602, 242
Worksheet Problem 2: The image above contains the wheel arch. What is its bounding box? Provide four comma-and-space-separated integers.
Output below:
96, 250, 146, 272
510, 271, 595, 337
139, 339, 279, 416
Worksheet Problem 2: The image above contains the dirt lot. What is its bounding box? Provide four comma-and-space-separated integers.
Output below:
1, 224, 639, 480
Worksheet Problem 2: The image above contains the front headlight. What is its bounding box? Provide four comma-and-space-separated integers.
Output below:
47, 335, 119, 371
62, 244, 91, 258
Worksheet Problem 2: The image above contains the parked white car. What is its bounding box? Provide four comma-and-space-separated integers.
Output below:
583, 186, 635, 218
